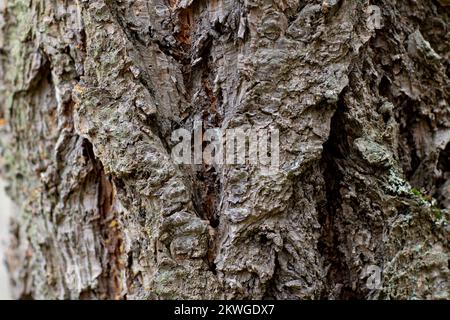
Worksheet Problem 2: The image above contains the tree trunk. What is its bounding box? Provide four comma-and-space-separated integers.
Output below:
0, 0, 448, 300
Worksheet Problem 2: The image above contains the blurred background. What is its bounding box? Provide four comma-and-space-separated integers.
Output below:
0, 178, 12, 299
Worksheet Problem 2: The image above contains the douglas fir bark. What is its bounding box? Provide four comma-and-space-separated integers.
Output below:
0, 0, 448, 299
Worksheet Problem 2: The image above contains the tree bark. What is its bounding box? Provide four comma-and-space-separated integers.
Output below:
0, 0, 448, 299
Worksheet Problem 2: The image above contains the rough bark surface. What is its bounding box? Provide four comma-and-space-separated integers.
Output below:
0, 0, 448, 299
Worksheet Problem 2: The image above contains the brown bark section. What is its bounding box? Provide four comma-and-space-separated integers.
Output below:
0, 0, 448, 299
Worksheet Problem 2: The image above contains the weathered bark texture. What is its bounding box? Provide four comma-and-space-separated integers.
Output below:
0, 0, 448, 299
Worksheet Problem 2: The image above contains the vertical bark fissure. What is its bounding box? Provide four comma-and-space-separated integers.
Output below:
318, 93, 360, 299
